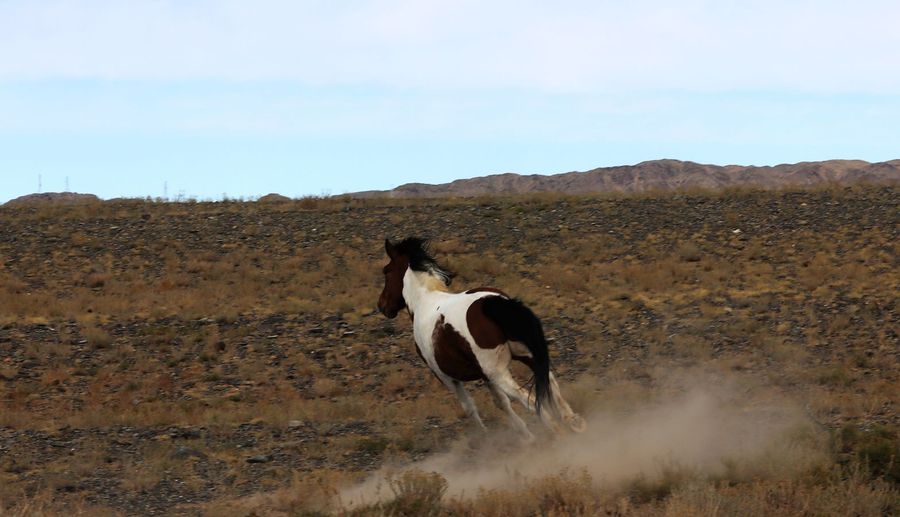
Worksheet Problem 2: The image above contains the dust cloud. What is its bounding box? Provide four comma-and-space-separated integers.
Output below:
339, 376, 821, 506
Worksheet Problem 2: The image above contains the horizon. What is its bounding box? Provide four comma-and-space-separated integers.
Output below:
9, 156, 898, 203
2, 1, 900, 203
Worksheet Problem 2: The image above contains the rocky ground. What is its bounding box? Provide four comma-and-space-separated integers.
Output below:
0, 185, 897, 515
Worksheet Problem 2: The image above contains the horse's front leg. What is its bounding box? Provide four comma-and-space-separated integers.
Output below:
448, 379, 486, 430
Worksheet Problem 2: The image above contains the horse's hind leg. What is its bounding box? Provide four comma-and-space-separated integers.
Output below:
487, 369, 563, 435
510, 352, 586, 434
548, 372, 586, 433
487, 381, 535, 443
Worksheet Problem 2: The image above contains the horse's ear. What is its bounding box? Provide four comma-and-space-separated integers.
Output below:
385, 239, 396, 258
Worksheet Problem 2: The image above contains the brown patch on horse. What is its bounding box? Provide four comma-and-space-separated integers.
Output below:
378, 252, 409, 319
466, 298, 507, 349
465, 287, 509, 297
432, 315, 484, 382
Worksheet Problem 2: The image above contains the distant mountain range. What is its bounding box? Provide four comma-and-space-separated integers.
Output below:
4, 160, 898, 206
353, 159, 900, 198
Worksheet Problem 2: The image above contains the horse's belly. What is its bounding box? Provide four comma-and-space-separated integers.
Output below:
413, 310, 487, 383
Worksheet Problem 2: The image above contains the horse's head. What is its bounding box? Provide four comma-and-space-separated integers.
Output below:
378, 237, 454, 318
378, 239, 409, 318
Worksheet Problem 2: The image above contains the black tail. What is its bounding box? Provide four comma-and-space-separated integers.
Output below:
480, 296, 555, 417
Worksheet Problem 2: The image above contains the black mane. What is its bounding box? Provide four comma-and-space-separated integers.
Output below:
394, 237, 454, 286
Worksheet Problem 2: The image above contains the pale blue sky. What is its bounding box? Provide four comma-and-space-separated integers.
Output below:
1, 1, 899, 202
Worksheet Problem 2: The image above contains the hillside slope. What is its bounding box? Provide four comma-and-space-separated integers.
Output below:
354, 159, 900, 197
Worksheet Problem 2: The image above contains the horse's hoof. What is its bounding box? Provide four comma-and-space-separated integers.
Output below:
567, 414, 587, 433
519, 432, 537, 446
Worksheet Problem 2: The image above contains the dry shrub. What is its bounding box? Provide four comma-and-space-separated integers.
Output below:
0, 490, 109, 517
381, 470, 448, 516
622, 262, 673, 292
0, 272, 29, 294
828, 313, 852, 333
674, 241, 703, 262
663, 467, 898, 517
198, 324, 224, 359
462, 469, 601, 516
82, 325, 113, 349
296, 195, 327, 209
39, 366, 71, 387
312, 377, 342, 398
569, 235, 614, 266
200, 470, 343, 516
798, 252, 837, 290
69, 231, 91, 246
671, 334, 711, 361
381, 370, 410, 396
432, 238, 470, 255
83, 271, 110, 288
121, 464, 163, 492
453, 253, 505, 279
836, 424, 900, 484
540, 263, 586, 293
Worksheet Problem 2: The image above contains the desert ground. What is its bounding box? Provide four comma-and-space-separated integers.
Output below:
0, 185, 897, 515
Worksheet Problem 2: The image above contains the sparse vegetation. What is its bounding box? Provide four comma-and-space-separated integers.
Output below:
0, 185, 897, 514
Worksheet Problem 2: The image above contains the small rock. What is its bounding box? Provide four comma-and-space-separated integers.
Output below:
170, 427, 202, 439
287, 420, 303, 428
246, 454, 272, 464
172, 446, 207, 460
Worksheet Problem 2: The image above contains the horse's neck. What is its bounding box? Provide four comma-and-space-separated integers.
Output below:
402, 269, 448, 315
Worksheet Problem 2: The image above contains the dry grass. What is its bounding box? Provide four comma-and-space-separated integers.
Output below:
0, 185, 897, 514
327, 461, 898, 516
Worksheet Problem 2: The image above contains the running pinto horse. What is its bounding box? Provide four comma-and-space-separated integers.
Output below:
377, 237, 585, 441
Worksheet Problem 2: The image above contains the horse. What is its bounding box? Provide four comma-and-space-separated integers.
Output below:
377, 237, 586, 441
